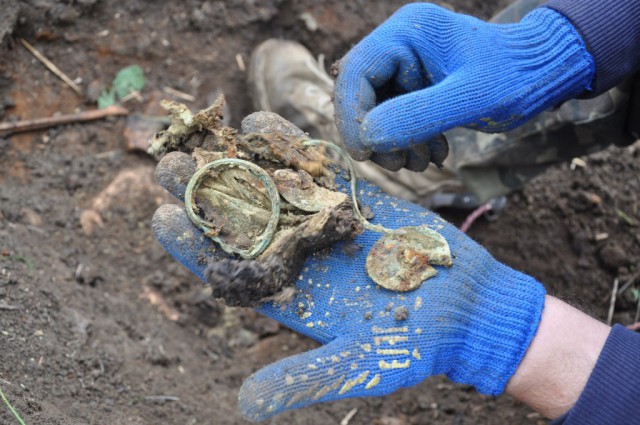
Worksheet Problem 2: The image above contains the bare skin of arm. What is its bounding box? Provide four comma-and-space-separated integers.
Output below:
505, 296, 611, 418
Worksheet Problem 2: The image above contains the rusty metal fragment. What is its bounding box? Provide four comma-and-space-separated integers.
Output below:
273, 169, 347, 212
366, 226, 453, 292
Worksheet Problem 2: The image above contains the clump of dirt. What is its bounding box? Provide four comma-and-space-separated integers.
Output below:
152, 97, 363, 307
0, 0, 19, 49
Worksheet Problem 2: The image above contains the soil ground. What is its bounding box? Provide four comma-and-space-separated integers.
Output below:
1, 1, 638, 424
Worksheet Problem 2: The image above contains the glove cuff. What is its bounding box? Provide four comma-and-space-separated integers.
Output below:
447, 261, 546, 395
509, 7, 595, 108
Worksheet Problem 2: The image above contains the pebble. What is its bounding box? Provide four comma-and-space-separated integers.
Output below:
394, 306, 409, 321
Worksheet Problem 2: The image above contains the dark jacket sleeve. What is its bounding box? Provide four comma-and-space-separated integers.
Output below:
628, 73, 640, 139
550, 325, 640, 425
542, 0, 640, 97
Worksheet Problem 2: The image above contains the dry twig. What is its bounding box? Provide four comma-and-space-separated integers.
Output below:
607, 277, 619, 326
601, 271, 640, 304
143, 395, 180, 402
634, 295, 640, 325
163, 86, 196, 102
20, 38, 83, 96
235, 53, 246, 71
141, 285, 180, 321
618, 272, 640, 297
0, 105, 129, 137
340, 408, 358, 425
120, 90, 144, 103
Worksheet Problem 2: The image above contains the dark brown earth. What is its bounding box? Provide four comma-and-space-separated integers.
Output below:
0, 1, 638, 424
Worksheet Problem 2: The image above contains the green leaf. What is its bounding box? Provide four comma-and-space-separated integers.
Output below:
97, 89, 116, 109
112, 65, 146, 100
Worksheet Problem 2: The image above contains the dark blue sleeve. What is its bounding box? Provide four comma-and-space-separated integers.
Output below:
550, 325, 640, 425
542, 0, 640, 97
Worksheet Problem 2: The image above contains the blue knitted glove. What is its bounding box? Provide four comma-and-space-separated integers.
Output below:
152, 117, 546, 422
334, 3, 595, 168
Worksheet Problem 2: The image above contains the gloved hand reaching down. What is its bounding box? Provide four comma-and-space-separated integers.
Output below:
333, 3, 595, 171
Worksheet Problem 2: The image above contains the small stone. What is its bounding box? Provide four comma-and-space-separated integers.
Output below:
598, 242, 628, 270
52, 4, 81, 25
570, 157, 587, 170
361, 205, 374, 220
364, 311, 372, 320
240, 111, 305, 139
251, 317, 280, 337
417, 395, 432, 410
441, 405, 456, 415
229, 328, 258, 348
394, 306, 409, 321
582, 191, 602, 205
124, 114, 166, 152
299, 12, 318, 32
74, 263, 104, 287
145, 345, 176, 367
2, 95, 15, 109
21, 208, 43, 227
80, 209, 103, 235
85, 80, 104, 104
374, 416, 408, 425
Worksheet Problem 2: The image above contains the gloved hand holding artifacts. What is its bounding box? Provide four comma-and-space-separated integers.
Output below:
150, 100, 546, 422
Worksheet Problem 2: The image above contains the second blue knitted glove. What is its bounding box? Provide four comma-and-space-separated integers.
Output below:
334, 3, 595, 168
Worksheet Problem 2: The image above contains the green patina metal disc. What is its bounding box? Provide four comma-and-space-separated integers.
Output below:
366, 225, 453, 292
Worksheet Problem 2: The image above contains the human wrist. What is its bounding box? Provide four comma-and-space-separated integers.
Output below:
446, 261, 546, 395
505, 296, 610, 418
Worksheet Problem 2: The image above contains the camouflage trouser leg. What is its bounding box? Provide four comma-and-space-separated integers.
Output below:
447, 0, 638, 202
354, 0, 637, 204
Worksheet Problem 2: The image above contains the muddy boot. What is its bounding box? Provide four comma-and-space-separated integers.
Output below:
249, 39, 336, 142
248, 39, 503, 216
